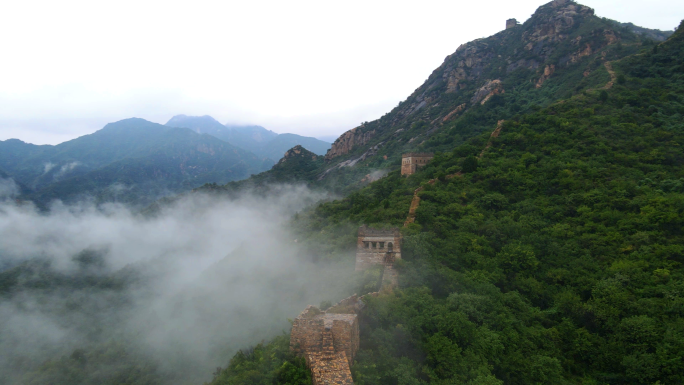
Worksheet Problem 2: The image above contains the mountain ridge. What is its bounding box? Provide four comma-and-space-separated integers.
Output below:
165, 114, 331, 162
0, 118, 271, 205
198, 0, 675, 196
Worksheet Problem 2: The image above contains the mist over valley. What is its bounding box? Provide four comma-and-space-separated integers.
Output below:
1, 0, 684, 384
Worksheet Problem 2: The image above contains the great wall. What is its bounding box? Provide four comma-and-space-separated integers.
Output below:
285, 4, 626, 379
288, 119, 507, 384
289, 57, 618, 380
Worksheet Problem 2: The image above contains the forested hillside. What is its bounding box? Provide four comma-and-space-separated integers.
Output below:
0, 118, 270, 206
208, 10, 684, 385
2, 1, 681, 384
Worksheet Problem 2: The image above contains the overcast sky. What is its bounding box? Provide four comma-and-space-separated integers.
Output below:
1, 0, 681, 145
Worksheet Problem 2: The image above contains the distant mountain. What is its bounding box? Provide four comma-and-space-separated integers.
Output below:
610, 20, 674, 41
165, 115, 331, 161
224, 123, 279, 143
0, 118, 270, 205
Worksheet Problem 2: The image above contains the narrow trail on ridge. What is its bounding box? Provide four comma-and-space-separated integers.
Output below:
403, 120, 504, 227
601, 61, 617, 90
586, 61, 616, 93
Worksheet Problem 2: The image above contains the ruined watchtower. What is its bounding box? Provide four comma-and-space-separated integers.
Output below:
400, 153, 434, 176
355, 226, 401, 271
290, 299, 361, 385
506, 18, 518, 29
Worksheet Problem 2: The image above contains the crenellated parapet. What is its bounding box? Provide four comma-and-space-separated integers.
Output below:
356, 226, 402, 271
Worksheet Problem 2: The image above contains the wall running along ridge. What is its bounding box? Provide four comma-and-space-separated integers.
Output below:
290, 227, 402, 384
405, 120, 505, 226
291, 120, 507, 383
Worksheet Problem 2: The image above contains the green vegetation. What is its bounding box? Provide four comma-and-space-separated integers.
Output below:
3, 2, 682, 384
211, 18, 684, 385
0, 118, 270, 206
205, 336, 311, 385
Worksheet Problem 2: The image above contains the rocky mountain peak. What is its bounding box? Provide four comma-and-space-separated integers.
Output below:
279, 145, 318, 164
524, 0, 595, 46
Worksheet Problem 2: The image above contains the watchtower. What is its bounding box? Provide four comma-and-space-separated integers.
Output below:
355, 226, 401, 271
506, 18, 518, 29
401, 153, 434, 176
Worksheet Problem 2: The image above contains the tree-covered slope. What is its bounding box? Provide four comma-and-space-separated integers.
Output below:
209, 15, 684, 385
27, 127, 268, 206
0, 118, 270, 205
202, 145, 325, 194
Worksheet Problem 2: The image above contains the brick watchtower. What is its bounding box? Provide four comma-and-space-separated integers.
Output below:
400, 153, 434, 176
506, 18, 518, 29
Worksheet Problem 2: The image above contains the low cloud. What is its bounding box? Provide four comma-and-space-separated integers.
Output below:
55, 161, 80, 178
43, 162, 56, 174
0, 185, 354, 384
0, 177, 19, 199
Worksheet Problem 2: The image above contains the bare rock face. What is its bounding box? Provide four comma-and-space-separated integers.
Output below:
441, 42, 494, 95
279, 145, 317, 164
442, 103, 466, 122
324, 126, 375, 161
471, 79, 504, 105
524, 0, 595, 46
536, 64, 556, 88
446, 67, 467, 93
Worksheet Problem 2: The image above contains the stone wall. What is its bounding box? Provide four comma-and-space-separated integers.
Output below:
290, 306, 359, 366
401, 153, 434, 176
306, 331, 354, 385
291, 225, 403, 384
355, 226, 402, 271
290, 303, 360, 384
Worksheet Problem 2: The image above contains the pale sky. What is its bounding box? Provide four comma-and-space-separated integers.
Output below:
1, 0, 681, 145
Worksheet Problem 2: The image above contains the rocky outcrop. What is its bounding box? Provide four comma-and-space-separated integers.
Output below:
279, 145, 318, 164
536, 64, 556, 88
523, 0, 595, 47
506, 58, 540, 73
471, 79, 504, 105
324, 126, 375, 161
441, 41, 495, 95
446, 67, 467, 93
310, 0, 648, 175
570, 43, 592, 62
442, 103, 466, 122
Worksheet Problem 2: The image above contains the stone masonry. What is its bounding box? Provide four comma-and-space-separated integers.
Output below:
355, 226, 402, 271
506, 18, 518, 29
290, 227, 402, 384
290, 307, 359, 365
290, 298, 361, 385
400, 153, 434, 176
